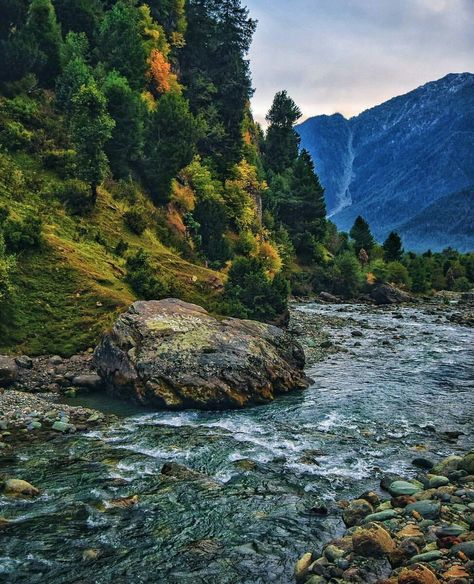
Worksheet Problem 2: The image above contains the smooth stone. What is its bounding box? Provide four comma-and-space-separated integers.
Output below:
324, 544, 346, 562
27, 421, 42, 431
432, 455, 462, 476
406, 500, 441, 519
389, 481, 422, 496
295, 552, 313, 582
71, 374, 103, 390
363, 510, 398, 523
352, 523, 396, 557
427, 475, 450, 488
412, 458, 434, 470
409, 550, 443, 564
0, 356, 18, 386
3, 479, 39, 497
459, 452, 474, 475
52, 421, 75, 433
436, 524, 465, 537
49, 355, 63, 365
342, 498, 373, 527
451, 541, 474, 559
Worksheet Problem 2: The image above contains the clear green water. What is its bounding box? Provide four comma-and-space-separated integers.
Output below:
1, 304, 473, 583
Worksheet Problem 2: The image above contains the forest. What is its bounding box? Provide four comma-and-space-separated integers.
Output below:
0, 0, 473, 354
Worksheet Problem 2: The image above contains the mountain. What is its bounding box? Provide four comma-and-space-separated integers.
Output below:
297, 73, 474, 251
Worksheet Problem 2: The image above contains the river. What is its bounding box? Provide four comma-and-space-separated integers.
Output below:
1, 303, 473, 583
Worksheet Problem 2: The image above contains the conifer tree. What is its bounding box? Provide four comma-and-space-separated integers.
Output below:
350, 216, 375, 254
383, 231, 403, 262
70, 81, 115, 204
143, 92, 197, 203
27, 0, 62, 87
103, 71, 144, 179
265, 91, 302, 173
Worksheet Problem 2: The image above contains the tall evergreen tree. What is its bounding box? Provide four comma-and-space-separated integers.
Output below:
350, 216, 375, 254
56, 33, 92, 113
383, 231, 403, 262
143, 92, 197, 203
264, 91, 302, 173
70, 81, 115, 204
54, 0, 103, 41
27, 0, 62, 88
103, 71, 144, 179
98, 0, 148, 90
180, 0, 256, 173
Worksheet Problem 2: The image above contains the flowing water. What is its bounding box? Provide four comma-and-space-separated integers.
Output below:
1, 304, 473, 584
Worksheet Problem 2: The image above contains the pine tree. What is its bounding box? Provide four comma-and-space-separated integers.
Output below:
265, 91, 302, 173
56, 33, 92, 113
143, 92, 197, 203
27, 0, 62, 88
350, 216, 375, 254
98, 0, 148, 90
70, 81, 115, 204
103, 71, 144, 179
383, 231, 403, 262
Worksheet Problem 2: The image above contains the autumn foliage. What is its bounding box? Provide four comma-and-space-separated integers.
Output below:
148, 49, 173, 94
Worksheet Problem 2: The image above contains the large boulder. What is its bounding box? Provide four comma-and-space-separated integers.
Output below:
93, 299, 310, 410
371, 284, 413, 305
0, 356, 18, 387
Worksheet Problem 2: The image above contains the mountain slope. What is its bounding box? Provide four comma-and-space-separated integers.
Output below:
398, 186, 474, 252
297, 73, 474, 250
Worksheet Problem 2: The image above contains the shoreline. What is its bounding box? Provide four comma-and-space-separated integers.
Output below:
295, 451, 474, 584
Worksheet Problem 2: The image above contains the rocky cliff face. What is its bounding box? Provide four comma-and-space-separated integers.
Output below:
297, 73, 474, 251
93, 299, 310, 410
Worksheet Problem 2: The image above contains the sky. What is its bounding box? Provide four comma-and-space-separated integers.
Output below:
246, 0, 474, 125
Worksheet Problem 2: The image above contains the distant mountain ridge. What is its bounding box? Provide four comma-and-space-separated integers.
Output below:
297, 73, 474, 251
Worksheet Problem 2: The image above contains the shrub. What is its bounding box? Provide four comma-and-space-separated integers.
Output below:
453, 276, 471, 292
387, 261, 411, 288
3, 214, 43, 252
114, 238, 129, 257
330, 252, 364, 298
124, 209, 147, 235
222, 256, 289, 322
43, 149, 77, 178
0, 231, 15, 303
0, 120, 33, 151
55, 179, 92, 215
125, 249, 169, 300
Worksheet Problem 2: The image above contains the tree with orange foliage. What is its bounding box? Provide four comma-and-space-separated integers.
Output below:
148, 48, 172, 93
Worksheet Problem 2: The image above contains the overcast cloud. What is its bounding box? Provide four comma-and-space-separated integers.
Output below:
246, 0, 474, 124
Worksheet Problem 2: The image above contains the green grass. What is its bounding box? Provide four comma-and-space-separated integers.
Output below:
0, 157, 223, 356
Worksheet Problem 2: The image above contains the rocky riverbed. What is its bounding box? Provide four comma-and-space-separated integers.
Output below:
0, 298, 473, 583
295, 450, 474, 584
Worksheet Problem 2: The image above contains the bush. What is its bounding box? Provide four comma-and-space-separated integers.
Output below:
330, 252, 364, 298
55, 179, 92, 215
125, 249, 169, 300
43, 149, 77, 178
222, 257, 289, 322
114, 238, 129, 257
453, 276, 471, 292
387, 261, 411, 288
124, 209, 147, 235
0, 120, 33, 151
3, 214, 43, 252
0, 231, 15, 303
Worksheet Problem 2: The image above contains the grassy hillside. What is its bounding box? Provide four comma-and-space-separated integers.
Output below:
0, 137, 222, 356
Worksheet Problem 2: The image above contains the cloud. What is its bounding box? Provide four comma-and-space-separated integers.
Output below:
246, 0, 474, 124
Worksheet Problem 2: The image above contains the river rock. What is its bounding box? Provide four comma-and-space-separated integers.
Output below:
319, 292, 341, 304
71, 374, 103, 390
398, 564, 440, 584
459, 451, 474, 475
0, 356, 18, 386
432, 455, 462, 476
295, 552, 313, 582
342, 498, 374, 526
3, 478, 39, 497
406, 501, 441, 519
15, 355, 33, 369
352, 523, 396, 557
93, 299, 310, 409
389, 481, 422, 497
371, 284, 413, 305
451, 541, 474, 559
